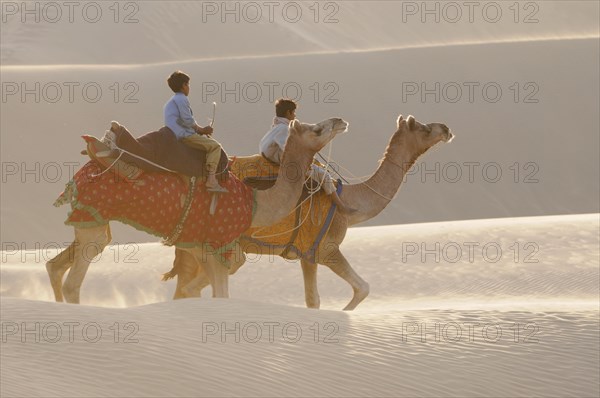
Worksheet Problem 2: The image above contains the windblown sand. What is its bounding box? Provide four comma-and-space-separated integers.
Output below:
1, 215, 598, 397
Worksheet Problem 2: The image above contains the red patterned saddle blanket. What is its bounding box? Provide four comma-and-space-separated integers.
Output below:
55, 161, 255, 263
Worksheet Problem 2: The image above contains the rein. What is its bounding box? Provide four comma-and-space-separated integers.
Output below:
249, 139, 335, 240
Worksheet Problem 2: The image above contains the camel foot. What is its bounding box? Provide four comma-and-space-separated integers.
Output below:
342, 282, 369, 311
62, 293, 80, 304
46, 262, 65, 302
306, 299, 321, 309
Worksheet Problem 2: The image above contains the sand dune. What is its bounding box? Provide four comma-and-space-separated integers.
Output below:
1, 2, 599, 396
2, 1, 598, 66
3, 34, 599, 71
2, 36, 599, 247
2, 214, 598, 308
1, 215, 598, 397
1, 297, 598, 398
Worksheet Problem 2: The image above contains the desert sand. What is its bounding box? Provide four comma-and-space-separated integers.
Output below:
1, 1, 599, 397
1, 214, 599, 397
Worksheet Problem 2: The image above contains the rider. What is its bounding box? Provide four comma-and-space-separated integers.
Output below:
164, 70, 227, 192
259, 98, 355, 214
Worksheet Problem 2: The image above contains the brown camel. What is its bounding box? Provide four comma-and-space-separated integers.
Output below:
166, 114, 454, 310
45, 117, 349, 303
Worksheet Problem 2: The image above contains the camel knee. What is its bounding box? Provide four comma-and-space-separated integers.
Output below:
46, 243, 76, 273
46, 261, 58, 277
94, 233, 111, 253
75, 226, 111, 252
355, 281, 370, 298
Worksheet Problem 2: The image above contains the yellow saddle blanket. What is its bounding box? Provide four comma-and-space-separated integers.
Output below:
231, 154, 339, 260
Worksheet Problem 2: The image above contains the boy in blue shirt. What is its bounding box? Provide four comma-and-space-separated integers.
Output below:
164, 70, 227, 192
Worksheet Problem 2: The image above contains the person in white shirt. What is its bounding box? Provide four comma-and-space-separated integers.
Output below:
259, 99, 355, 214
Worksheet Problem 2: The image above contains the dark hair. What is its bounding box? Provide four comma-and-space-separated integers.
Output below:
167, 71, 190, 92
275, 98, 297, 117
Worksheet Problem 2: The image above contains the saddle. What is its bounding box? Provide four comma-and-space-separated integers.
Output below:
230, 153, 335, 193
82, 121, 229, 183
234, 154, 341, 260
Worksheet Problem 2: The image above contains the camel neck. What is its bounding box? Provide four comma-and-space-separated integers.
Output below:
251, 134, 314, 227
343, 134, 422, 226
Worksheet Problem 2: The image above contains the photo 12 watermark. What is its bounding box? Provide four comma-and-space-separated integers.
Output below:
0, 1, 140, 24
2, 161, 81, 184
1, 321, 139, 343
401, 321, 540, 343
1, 160, 146, 185
1, 241, 141, 264
1, 81, 140, 104
201, 321, 340, 343
400, 240, 539, 264
401, 81, 540, 104
199, 1, 340, 24
402, 161, 541, 184
200, 81, 340, 104
399, 1, 540, 24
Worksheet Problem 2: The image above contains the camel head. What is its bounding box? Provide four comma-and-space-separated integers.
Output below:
287, 117, 349, 155
392, 114, 453, 155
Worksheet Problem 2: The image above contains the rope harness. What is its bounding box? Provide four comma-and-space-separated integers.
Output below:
162, 176, 197, 246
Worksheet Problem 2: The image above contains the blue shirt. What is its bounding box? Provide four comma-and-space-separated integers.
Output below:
164, 92, 197, 139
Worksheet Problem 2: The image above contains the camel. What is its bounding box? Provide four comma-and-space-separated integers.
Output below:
46, 117, 349, 304
166, 114, 454, 310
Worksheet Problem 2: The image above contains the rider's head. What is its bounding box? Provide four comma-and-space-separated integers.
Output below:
167, 71, 191, 95
275, 98, 297, 121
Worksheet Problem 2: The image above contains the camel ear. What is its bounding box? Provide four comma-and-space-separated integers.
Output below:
407, 115, 416, 130
397, 115, 404, 128
289, 119, 301, 134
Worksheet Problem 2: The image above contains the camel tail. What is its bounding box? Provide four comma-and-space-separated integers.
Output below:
161, 267, 178, 281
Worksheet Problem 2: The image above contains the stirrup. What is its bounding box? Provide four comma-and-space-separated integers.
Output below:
207, 185, 228, 193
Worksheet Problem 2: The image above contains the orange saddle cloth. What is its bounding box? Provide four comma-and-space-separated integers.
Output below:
230, 154, 341, 262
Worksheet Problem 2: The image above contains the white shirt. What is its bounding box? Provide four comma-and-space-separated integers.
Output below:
259, 117, 291, 164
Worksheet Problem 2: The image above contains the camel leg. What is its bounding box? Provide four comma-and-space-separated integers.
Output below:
62, 225, 111, 304
180, 247, 246, 298
172, 250, 200, 299
209, 254, 229, 298
300, 258, 320, 309
190, 250, 229, 298
320, 249, 369, 311
180, 266, 207, 298
46, 241, 78, 302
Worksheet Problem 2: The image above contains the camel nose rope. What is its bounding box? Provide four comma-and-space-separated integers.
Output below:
321, 138, 447, 202
316, 153, 397, 202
